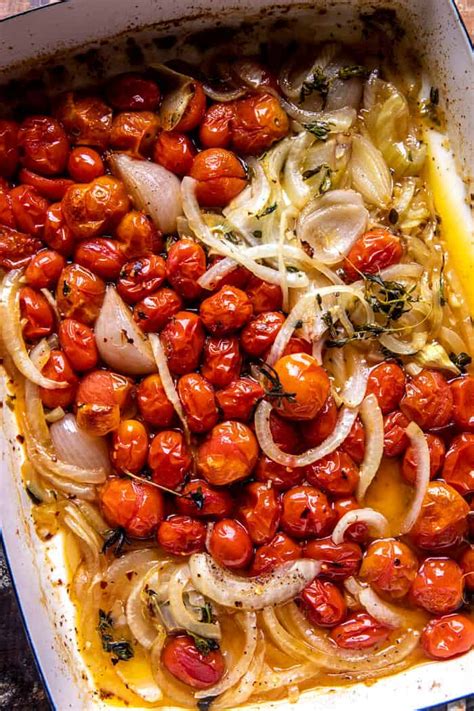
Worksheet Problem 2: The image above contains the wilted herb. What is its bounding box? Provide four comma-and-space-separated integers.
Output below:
338, 65, 367, 80
190, 487, 205, 510
197, 696, 216, 711
380, 345, 403, 365
304, 120, 333, 141
316, 293, 323, 309
421, 86, 441, 125
224, 231, 240, 244
363, 272, 416, 322
97, 610, 134, 664
144, 588, 161, 618
200, 602, 214, 624
190, 632, 220, 655
256, 361, 296, 406
322, 311, 338, 339
449, 351, 472, 373
165, 235, 178, 251
252, 230, 263, 239
302, 163, 332, 193
25, 487, 42, 505
286, 265, 300, 273
300, 68, 329, 101
102, 527, 130, 557
256, 203, 277, 219
388, 208, 399, 225
326, 323, 388, 348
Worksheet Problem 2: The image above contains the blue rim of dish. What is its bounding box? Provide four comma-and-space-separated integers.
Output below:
452, 0, 474, 48
0, 0, 68, 25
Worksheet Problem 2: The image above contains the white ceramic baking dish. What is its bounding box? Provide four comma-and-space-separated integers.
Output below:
0, 1, 473, 709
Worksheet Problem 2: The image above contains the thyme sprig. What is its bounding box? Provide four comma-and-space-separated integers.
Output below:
256, 361, 296, 406
304, 120, 334, 141
102, 527, 130, 557
97, 610, 134, 664
363, 272, 417, 322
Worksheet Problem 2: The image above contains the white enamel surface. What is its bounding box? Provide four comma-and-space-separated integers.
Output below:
0, 1, 473, 709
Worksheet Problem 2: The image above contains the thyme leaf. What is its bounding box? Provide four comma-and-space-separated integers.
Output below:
304, 120, 333, 141
363, 272, 416, 322
302, 163, 332, 193
97, 610, 134, 663
449, 351, 472, 373
439, 254, 446, 306
190, 487, 205, 510
337, 65, 367, 80
256, 203, 277, 219
300, 68, 329, 101
326, 323, 389, 348
102, 527, 130, 557
256, 360, 296, 406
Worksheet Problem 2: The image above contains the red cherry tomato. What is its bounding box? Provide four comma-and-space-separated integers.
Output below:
366, 361, 406, 414
230, 93, 289, 155
18, 115, 69, 176
100, 478, 164, 538
75, 370, 132, 436
161, 634, 225, 690
157, 515, 207, 556
160, 311, 205, 374
344, 229, 403, 282
281, 485, 335, 539
246, 275, 282, 314
341, 416, 365, 464
251, 532, 301, 576
459, 547, 474, 591
269, 411, 300, 454
240, 311, 285, 357
383, 410, 410, 457
10, 185, 49, 237
331, 613, 390, 649
0, 225, 42, 269
200, 285, 253, 335
109, 111, 160, 156
410, 481, 469, 550
56, 263, 105, 325
136, 374, 174, 428
402, 433, 445, 485
25, 249, 66, 289
208, 518, 253, 570
255, 454, 304, 491
39, 350, 78, 409
117, 254, 167, 304
282, 336, 312, 357
196, 420, 258, 486
58, 318, 98, 372
410, 557, 464, 614
272, 353, 330, 421
0, 120, 19, 177
401, 369, 453, 430
174, 81, 206, 132
238, 482, 281, 545
43, 202, 75, 256
0, 183, 15, 227
208, 255, 250, 292
148, 430, 192, 489
301, 395, 338, 448
303, 537, 362, 580
199, 103, 234, 149
62, 176, 129, 241
19, 286, 55, 341
178, 373, 218, 433
134, 287, 183, 333
190, 148, 247, 207
74, 238, 126, 280
332, 497, 369, 544
177, 479, 234, 519
18, 169, 73, 201
201, 336, 242, 388
55, 92, 112, 149
106, 73, 160, 111
67, 147, 104, 182
450, 375, 474, 431
300, 579, 347, 628
153, 131, 196, 176
111, 419, 148, 474
360, 538, 418, 598
215, 377, 264, 421
421, 614, 474, 660
305, 449, 359, 497
116, 210, 160, 258
166, 239, 206, 300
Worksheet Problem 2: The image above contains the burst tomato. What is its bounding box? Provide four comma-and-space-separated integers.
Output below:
196, 420, 258, 486
161, 634, 225, 690
401, 369, 453, 430
157, 515, 207, 556
189, 148, 247, 207
411, 557, 464, 615
344, 229, 403, 282
366, 361, 406, 414
136, 374, 174, 428
58, 318, 98, 371
300, 579, 347, 628
238, 482, 281, 545
360, 538, 418, 598
160, 311, 205, 374
153, 131, 196, 176
201, 336, 242, 388
148, 430, 192, 489
208, 518, 253, 569
100, 478, 164, 538
178, 373, 218, 433
251, 532, 301, 576
281, 485, 335, 539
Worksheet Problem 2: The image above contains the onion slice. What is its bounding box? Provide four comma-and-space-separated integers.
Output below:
340, 351, 369, 408
356, 394, 384, 501
50, 413, 112, 474
168, 566, 221, 640
151, 63, 195, 131
149, 334, 189, 440
332, 508, 390, 544
399, 422, 431, 534
213, 634, 265, 709
344, 577, 404, 628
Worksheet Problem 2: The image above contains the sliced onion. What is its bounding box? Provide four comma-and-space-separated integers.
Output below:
44, 406, 65, 423
50, 413, 112, 475
255, 399, 358, 468
150, 630, 195, 706
109, 152, 182, 234
189, 553, 320, 610
283, 131, 314, 208
351, 134, 392, 208
351, 263, 424, 288
345, 577, 404, 628
266, 291, 317, 366
198, 257, 237, 290
356, 394, 384, 501
280, 98, 356, 131
168, 566, 221, 640
224, 157, 271, 216
213, 634, 265, 709
202, 82, 246, 102
262, 607, 320, 663
399, 422, 430, 534
95, 286, 156, 375
63, 503, 102, 573
257, 662, 320, 693
340, 350, 368, 408
332, 508, 390, 544
125, 562, 162, 649
116, 661, 163, 703
151, 63, 195, 131
149, 334, 189, 440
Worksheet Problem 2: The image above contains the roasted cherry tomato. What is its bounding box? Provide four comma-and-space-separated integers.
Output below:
411, 557, 464, 614
272, 353, 330, 421
174, 81, 206, 132
208, 518, 253, 569
55, 92, 112, 149
246, 275, 282, 314
106, 73, 160, 111
360, 538, 418, 598
136, 374, 174, 428
17, 115, 69, 176
332, 497, 369, 544
100, 478, 164, 538
383, 410, 410, 457
109, 111, 160, 156
157, 515, 207, 556
282, 336, 312, 357
343, 229, 403, 282
18, 169, 73, 201
39, 350, 78, 409
161, 634, 225, 690
341, 416, 365, 464
450, 375, 474, 431
251, 532, 301, 576
56, 263, 105, 325
62, 176, 129, 240
153, 131, 196, 176
230, 93, 289, 155
116, 210, 160, 258
75, 370, 132, 436
281, 485, 335, 539
67, 147, 105, 183
199, 103, 234, 149
43, 202, 75, 256
421, 614, 474, 660
178, 373, 218, 433
0, 226, 42, 269
190, 148, 247, 207
201, 336, 242, 388
166, 238, 206, 300
238, 482, 281, 545
117, 254, 167, 303
208, 256, 251, 292
177, 479, 234, 519
25, 249, 66, 289
366, 361, 406, 414
215, 377, 264, 421
148, 430, 192, 489
58, 318, 99, 371
305, 450, 359, 497
300, 579, 347, 628
330, 613, 390, 649
134, 287, 183, 333
19, 286, 55, 341
160, 311, 205, 374
269, 411, 300, 454
301, 395, 338, 448
10, 185, 49, 237
0, 183, 15, 227
410, 481, 469, 550
196, 420, 258, 486
402, 433, 445, 485
74, 238, 126, 280
401, 369, 453, 430
240, 311, 285, 357
200, 285, 253, 335
0, 120, 19, 177
459, 547, 474, 591
303, 537, 362, 580
111, 419, 148, 474
255, 454, 304, 491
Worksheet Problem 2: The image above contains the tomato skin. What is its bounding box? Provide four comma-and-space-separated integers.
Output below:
18, 115, 69, 176
0, 184, 15, 227
148, 430, 192, 489
74, 238, 126, 280
157, 515, 207, 556
43, 203, 75, 256
177, 479, 234, 519
0, 120, 19, 177
199, 103, 234, 149
304, 537, 362, 580
18, 169, 73, 201
401, 369, 453, 430
215, 377, 264, 421
196, 420, 258, 486
117, 254, 167, 304
411, 558, 464, 615
360, 538, 418, 599
109, 111, 160, 156
273, 353, 330, 421
67, 147, 104, 183
58, 318, 98, 371
230, 93, 289, 155
137, 374, 174, 428
305, 450, 359, 497
402, 433, 445, 485
344, 229, 403, 282
190, 148, 247, 207
246, 275, 282, 314
116, 210, 160, 258
450, 375, 474, 431
459, 547, 474, 591
340, 416, 365, 464
56, 263, 105, 325
269, 411, 300, 454
331, 613, 390, 650
174, 81, 206, 132
300, 579, 347, 628
238, 482, 281, 545
106, 73, 160, 112
241, 311, 285, 357
410, 481, 469, 550
421, 614, 474, 660
208, 256, 251, 292
178, 373, 218, 433
200, 285, 253, 335
208, 518, 253, 569
75, 370, 132, 436
251, 532, 301, 576
39, 350, 78, 409
10, 185, 49, 237
301, 395, 338, 448
24, 250, 65, 290
100, 478, 164, 538
366, 362, 406, 414
383, 410, 410, 457
166, 239, 206, 300
153, 131, 196, 176
332, 497, 369, 544
281, 485, 335, 540
162, 634, 225, 690
201, 336, 242, 388
134, 287, 183, 333
160, 311, 205, 375
111, 419, 148, 474
55, 92, 112, 149
62, 176, 129, 241
255, 454, 304, 491
282, 336, 312, 358
0, 226, 42, 269
19, 286, 55, 341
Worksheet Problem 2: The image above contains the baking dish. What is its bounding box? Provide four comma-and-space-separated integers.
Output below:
0, 0, 472, 708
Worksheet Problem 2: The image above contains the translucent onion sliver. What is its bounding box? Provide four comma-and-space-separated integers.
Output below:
356, 394, 384, 501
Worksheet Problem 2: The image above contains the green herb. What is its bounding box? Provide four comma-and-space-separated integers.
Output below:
62, 281, 71, 297
102, 527, 130, 557
322, 311, 338, 339
256, 361, 296, 406
200, 602, 214, 624
421, 86, 441, 125
304, 121, 333, 141
256, 203, 277, 219
326, 323, 389, 348
223, 231, 240, 244
380, 345, 403, 364
190, 487, 205, 511
302, 163, 332, 193
449, 351, 472, 373
439, 255, 446, 306
388, 208, 399, 225
165, 235, 178, 251
190, 632, 220, 656
97, 610, 134, 664
316, 293, 323, 309
294, 320, 303, 329
363, 273, 416, 323
337, 65, 367, 80
144, 588, 161, 618
197, 696, 216, 711
286, 265, 300, 273
252, 230, 262, 239
300, 68, 329, 101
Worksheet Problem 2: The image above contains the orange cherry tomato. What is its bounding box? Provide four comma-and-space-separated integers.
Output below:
160, 311, 205, 374
305, 449, 359, 497
174, 81, 206, 132
18, 169, 73, 201
383, 410, 410, 457
251, 532, 301, 576
100, 478, 164, 538
157, 515, 207, 556
67, 147, 105, 183
230, 93, 289, 155
360, 538, 418, 598
153, 131, 196, 176
136, 374, 174, 428
58, 318, 98, 371
341, 416, 365, 464
300, 579, 347, 628
17, 115, 69, 176
281, 485, 335, 539
74, 238, 126, 280
55, 92, 112, 149
331, 613, 390, 649
177, 373, 218, 433
10, 185, 49, 237
111, 419, 149, 474
401, 369, 453, 430
240, 311, 285, 357
161, 634, 225, 690
201, 336, 242, 388
304, 537, 362, 580
109, 111, 160, 156
282, 336, 312, 357
332, 497, 369, 544
301, 395, 338, 448
366, 361, 406, 414
62, 176, 129, 241
196, 420, 258, 486
19, 286, 55, 341
148, 430, 192, 489
199, 103, 234, 149
0, 120, 19, 177
402, 432, 445, 485
25, 249, 66, 289
421, 614, 474, 660
450, 375, 474, 431
200, 285, 253, 335
39, 350, 78, 409
0, 226, 42, 269
106, 73, 160, 111
238, 481, 281, 545
411, 557, 464, 614
215, 377, 264, 421
56, 263, 105, 325
410, 481, 469, 550
177, 479, 234, 519
166, 238, 206, 300
43, 202, 75, 256
255, 454, 304, 491
117, 254, 167, 303
272, 353, 330, 421
208, 518, 253, 570
115, 210, 161, 258
459, 547, 474, 591
190, 148, 247, 207
245, 274, 282, 314
75, 370, 132, 436
343, 229, 403, 282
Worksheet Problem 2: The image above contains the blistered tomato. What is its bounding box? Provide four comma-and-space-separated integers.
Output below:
344, 229, 403, 282
75, 370, 132, 436
304, 537, 362, 580
74, 238, 126, 280
230, 93, 289, 155
450, 376, 474, 430
208, 518, 253, 569
177, 479, 234, 519
411, 557, 464, 614
215, 377, 264, 421
62, 176, 129, 241
269, 411, 300, 454
305, 450, 359, 497
196, 420, 258, 486
133, 287, 183, 333
0, 226, 42, 269
201, 336, 242, 388
300, 579, 347, 628
402, 433, 445, 485
251, 532, 301, 576
174, 81, 206, 132
401, 369, 453, 430
56, 263, 105, 325
117, 254, 167, 303
58, 318, 98, 371
366, 361, 406, 414
255, 454, 304, 491
18, 169, 73, 201
161, 634, 225, 690
190, 148, 247, 207
246, 275, 282, 314
18, 115, 69, 176
111, 419, 148, 474
301, 395, 338, 448
43, 203, 75, 256
10, 185, 49, 237
332, 497, 369, 544
24, 250, 66, 289
410, 481, 469, 550
200, 285, 253, 335
238, 482, 281, 545
100, 478, 164, 538
153, 132, 196, 176
157, 515, 207, 556
160, 311, 205, 374
19, 286, 55, 341
137, 374, 174, 428
421, 614, 474, 660
67, 147, 104, 182
109, 111, 159, 156
272, 353, 330, 421
166, 239, 206, 300
341, 416, 365, 464
383, 410, 410, 458
240, 311, 285, 357
115, 210, 160, 258
55, 92, 112, 149
106, 73, 160, 111
281, 486, 335, 539
331, 613, 390, 649
0, 120, 19, 176
199, 103, 234, 149
178, 373, 218, 433
148, 430, 192, 489
39, 350, 78, 409
360, 538, 418, 598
